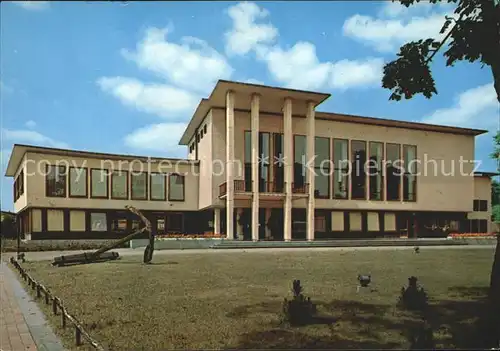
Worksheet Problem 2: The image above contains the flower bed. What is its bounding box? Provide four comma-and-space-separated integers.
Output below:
447, 232, 498, 238
155, 233, 226, 240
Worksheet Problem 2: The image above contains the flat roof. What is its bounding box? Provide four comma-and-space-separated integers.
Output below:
474, 171, 500, 178
178, 80, 487, 145
179, 80, 331, 145
5, 144, 197, 177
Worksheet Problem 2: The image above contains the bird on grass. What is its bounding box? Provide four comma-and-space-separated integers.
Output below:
357, 274, 371, 292
414, 247, 420, 254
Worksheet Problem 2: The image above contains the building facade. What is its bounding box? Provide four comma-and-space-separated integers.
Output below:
6, 80, 496, 240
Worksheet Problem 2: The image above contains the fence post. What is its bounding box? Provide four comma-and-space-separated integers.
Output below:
45, 291, 49, 305
52, 297, 58, 315
75, 326, 82, 346
36, 284, 41, 298
61, 308, 66, 328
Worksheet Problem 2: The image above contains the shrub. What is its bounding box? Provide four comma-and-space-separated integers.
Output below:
398, 276, 429, 312
282, 279, 316, 326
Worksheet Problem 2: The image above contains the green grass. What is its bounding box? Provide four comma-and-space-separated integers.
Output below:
20, 248, 495, 350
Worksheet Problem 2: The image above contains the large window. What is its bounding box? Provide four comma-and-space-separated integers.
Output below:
244, 131, 270, 192
294, 135, 307, 188
333, 139, 349, 199
91, 169, 108, 198
150, 173, 166, 201
167, 213, 183, 232
351, 140, 367, 200
386, 143, 401, 201
14, 170, 24, 201
90, 212, 107, 231
131, 173, 148, 200
369, 142, 383, 201
111, 171, 128, 199
46, 165, 67, 197
69, 168, 87, 197
473, 199, 488, 212
244, 131, 252, 191
169, 174, 185, 201
403, 145, 417, 201
273, 133, 284, 192
315, 137, 330, 198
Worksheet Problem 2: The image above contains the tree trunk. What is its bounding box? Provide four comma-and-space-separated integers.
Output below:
486, 234, 500, 347
491, 62, 500, 104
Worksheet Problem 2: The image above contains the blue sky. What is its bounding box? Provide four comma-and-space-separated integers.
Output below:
1, 0, 498, 211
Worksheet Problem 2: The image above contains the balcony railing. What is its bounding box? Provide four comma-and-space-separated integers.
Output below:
219, 180, 310, 197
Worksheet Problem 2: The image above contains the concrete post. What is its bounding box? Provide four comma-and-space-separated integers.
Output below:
226, 90, 235, 240
214, 208, 221, 235
251, 93, 260, 242
283, 97, 293, 241
306, 101, 315, 241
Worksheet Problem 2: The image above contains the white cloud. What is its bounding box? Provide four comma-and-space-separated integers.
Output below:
25, 120, 36, 129
343, 12, 449, 52
378, 1, 452, 18
225, 2, 278, 56
225, 2, 384, 91
422, 83, 498, 130
122, 27, 233, 94
12, 1, 49, 11
97, 76, 199, 119
330, 58, 384, 90
259, 42, 384, 90
242, 78, 265, 85
1, 128, 69, 149
124, 122, 187, 155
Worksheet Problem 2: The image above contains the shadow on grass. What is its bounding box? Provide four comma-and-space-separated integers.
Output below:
226, 288, 492, 349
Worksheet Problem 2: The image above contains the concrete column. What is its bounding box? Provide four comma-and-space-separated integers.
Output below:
214, 208, 221, 235
283, 97, 293, 241
236, 208, 244, 240
251, 94, 260, 242
226, 90, 235, 240
265, 208, 272, 240
306, 101, 315, 241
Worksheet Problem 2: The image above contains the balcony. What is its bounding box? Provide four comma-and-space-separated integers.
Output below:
219, 181, 309, 197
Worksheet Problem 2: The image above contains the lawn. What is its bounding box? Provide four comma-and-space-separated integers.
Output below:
20, 248, 496, 350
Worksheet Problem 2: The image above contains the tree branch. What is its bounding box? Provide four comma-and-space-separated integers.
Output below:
425, 15, 462, 64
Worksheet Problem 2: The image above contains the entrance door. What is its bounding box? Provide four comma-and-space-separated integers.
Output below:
269, 209, 284, 240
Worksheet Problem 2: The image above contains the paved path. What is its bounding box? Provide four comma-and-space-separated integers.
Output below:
0, 262, 65, 351
5, 244, 496, 262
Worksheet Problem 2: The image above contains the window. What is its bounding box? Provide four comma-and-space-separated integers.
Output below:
369, 142, 383, 201
386, 144, 401, 201
403, 145, 417, 201
315, 137, 330, 198
168, 174, 185, 201
111, 218, 128, 232
244, 131, 252, 191
349, 212, 363, 231
157, 218, 166, 234
150, 173, 166, 200
204, 124, 207, 134
333, 139, 349, 199
14, 171, 24, 201
46, 165, 67, 197
90, 212, 107, 231
111, 171, 128, 199
273, 133, 284, 192
473, 199, 488, 212
91, 169, 108, 198
244, 131, 270, 192
351, 140, 367, 200
294, 135, 307, 187
131, 173, 148, 200
69, 168, 87, 197
331, 211, 344, 231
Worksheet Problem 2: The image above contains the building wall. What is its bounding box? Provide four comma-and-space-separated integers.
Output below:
23, 152, 199, 212
212, 108, 476, 212
198, 111, 214, 209
468, 176, 492, 232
